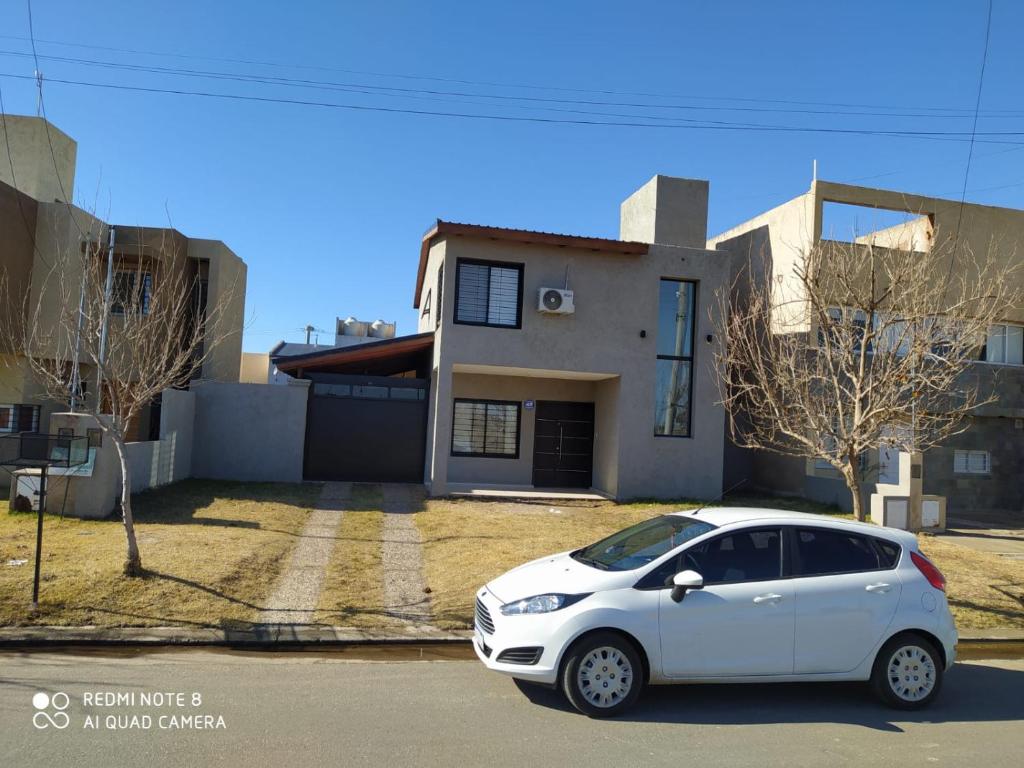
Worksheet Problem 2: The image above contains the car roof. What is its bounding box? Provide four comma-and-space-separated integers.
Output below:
668, 506, 911, 541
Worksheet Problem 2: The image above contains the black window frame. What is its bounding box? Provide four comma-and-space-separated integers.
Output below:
635, 525, 787, 589
450, 398, 521, 459
654, 278, 697, 439
453, 258, 524, 329
435, 263, 444, 330
110, 270, 153, 316
787, 527, 902, 578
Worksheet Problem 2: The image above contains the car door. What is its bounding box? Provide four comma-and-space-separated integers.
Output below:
790, 527, 903, 674
656, 527, 795, 678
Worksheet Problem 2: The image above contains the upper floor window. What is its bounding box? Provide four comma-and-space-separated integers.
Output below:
436, 264, 444, 330
954, 449, 990, 474
982, 323, 1023, 365
111, 271, 152, 316
454, 259, 523, 328
654, 279, 696, 437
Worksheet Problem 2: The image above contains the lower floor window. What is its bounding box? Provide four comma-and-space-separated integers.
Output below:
451, 399, 520, 458
953, 449, 990, 474
0, 404, 40, 433
654, 359, 692, 437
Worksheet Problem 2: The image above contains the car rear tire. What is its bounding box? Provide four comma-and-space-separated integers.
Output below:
870, 633, 944, 710
561, 632, 643, 717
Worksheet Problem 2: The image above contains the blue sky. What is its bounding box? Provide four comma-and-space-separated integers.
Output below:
1, 1, 1021, 352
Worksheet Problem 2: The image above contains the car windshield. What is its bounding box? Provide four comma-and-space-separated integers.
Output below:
572, 515, 717, 572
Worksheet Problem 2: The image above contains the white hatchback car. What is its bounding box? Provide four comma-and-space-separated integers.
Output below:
473, 508, 957, 717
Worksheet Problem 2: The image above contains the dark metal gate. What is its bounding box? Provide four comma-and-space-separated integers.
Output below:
303, 373, 428, 483
532, 401, 595, 488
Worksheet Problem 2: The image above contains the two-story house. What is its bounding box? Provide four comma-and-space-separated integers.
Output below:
0, 115, 247, 443
709, 180, 1024, 523
276, 176, 730, 500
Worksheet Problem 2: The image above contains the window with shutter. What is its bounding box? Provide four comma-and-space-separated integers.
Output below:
454, 259, 523, 328
451, 399, 520, 458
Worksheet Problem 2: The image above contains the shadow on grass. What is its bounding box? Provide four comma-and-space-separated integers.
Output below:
513, 663, 1024, 730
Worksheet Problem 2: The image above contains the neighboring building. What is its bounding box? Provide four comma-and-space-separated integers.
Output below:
709, 180, 1024, 522
276, 176, 730, 500
0, 115, 247, 440
240, 317, 397, 384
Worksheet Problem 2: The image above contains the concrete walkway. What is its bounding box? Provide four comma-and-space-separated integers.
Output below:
381, 484, 433, 626
941, 528, 1024, 561
258, 481, 351, 625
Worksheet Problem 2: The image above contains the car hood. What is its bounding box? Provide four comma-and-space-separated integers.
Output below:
486, 551, 635, 603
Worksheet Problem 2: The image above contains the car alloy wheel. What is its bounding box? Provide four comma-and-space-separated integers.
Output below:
871, 633, 943, 710
561, 632, 643, 717
886, 644, 936, 703
577, 647, 634, 709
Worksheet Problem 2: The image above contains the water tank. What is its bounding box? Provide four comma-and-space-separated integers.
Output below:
369, 319, 396, 339
340, 316, 369, 337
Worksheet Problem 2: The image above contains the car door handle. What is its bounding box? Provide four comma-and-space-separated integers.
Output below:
865, 583, 893, 594
753, 593, 783, 604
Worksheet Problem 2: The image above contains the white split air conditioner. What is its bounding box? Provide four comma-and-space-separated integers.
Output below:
537, 287, 575, 315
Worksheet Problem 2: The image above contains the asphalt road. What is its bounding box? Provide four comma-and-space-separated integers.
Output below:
2, 649, 1023, 768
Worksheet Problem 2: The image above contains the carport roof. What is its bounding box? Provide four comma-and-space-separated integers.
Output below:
273, 332, 434, 374
414, 220, 649, 308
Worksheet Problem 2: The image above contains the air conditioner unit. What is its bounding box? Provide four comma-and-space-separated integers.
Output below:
537, 287, 575, 315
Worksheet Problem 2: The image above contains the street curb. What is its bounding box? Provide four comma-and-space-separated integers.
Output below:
0, 625, 475, 648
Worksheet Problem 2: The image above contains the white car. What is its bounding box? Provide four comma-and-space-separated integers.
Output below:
473, 507, 957, 717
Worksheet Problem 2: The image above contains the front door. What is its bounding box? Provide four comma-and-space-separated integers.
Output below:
659, 527, 795, 678
532, 401, 594, 488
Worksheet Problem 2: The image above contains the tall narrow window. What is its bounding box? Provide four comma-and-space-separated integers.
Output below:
435, 263, 444, 330
654, 279, 696, 437
111, 271, 152, 315
454, 259, 523, 328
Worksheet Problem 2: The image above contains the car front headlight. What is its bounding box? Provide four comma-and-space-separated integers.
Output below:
499, 593, 590, 616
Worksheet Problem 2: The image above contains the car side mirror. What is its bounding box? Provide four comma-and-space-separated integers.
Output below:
670, 570, 704, 603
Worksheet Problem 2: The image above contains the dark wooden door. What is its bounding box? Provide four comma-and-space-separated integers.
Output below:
532, 401, 595, 488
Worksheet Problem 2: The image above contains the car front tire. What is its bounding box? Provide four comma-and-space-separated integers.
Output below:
561, 632, 643, 717
870, 633, 944, 710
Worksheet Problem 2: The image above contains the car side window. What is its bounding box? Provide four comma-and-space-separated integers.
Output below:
794, 528, 889, 576
682, 528, 783, 585
873, 538, 902, 569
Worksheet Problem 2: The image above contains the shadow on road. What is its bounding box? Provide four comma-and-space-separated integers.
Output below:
514, 662, 1024, 731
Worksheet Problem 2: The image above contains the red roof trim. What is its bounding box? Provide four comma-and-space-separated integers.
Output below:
413, 220, 647, 308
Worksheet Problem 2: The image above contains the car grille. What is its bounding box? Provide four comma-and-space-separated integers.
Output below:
475, 597, 495, 634
496, 647, 543, 665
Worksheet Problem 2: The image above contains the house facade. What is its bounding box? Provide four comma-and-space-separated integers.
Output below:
0, 115, 247, 442
277, 175, 730, 500
708, 179, 1024, 522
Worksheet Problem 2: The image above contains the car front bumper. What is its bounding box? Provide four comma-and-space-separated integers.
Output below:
472, 587, 565, 685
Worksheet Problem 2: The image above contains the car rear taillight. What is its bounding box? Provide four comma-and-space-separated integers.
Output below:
911, 551, 946, 592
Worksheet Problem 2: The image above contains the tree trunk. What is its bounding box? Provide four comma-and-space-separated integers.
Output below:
111, 435, 143, 576
843, 464, 866, 522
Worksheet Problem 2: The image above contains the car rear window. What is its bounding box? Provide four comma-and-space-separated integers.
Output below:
794, 528, 895, 576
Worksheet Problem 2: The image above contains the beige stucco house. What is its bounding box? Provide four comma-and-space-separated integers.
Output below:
277, 176, 730, 500
0, 115, 247, 442
709, 179, 1024, 522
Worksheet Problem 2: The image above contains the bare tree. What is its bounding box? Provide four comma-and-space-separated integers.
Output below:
717, 233, 1020, 521
2, 225, 236, 575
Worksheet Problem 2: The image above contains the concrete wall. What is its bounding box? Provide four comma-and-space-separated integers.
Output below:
422, 197, 730, 500
0, 116, 76, 204
240, 352, 270, 384
191, 379, 309, 483
126, 387, 197, 492
620, 175, 709, 249
188, 238, 247, 382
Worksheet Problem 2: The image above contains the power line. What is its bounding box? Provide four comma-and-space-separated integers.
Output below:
3, 71, 1024, 146
4, 48, 1023, 122
1, 32, 1020, 117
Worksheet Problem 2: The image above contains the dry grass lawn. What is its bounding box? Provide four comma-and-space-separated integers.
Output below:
917, 535, 1024, 629
315, 483, 400, 628
417, 494, 1021, 632
0, 479, 319, 627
